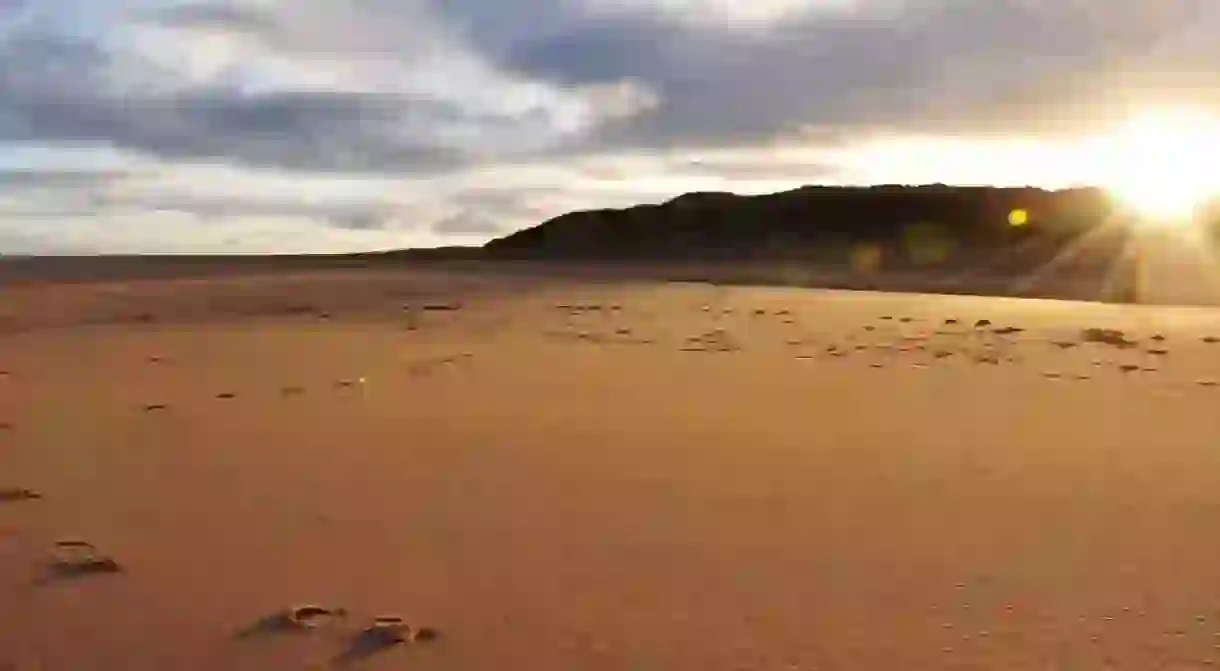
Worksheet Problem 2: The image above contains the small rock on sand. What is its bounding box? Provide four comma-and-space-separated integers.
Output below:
1081, 327, 1136, 348
0, 487, 41, 502
361, 616, 439, 645
49, 539, 123, 575
287, 605, 348, 629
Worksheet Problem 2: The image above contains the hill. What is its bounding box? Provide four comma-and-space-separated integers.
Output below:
484, 185, 1129, 264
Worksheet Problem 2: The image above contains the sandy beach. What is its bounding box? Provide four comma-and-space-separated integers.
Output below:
5, 263, 1220, 670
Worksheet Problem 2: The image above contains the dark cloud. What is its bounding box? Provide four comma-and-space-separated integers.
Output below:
330, 211, 386, 230
675, 158, 838, 181
432, 210, 503, 235
0, 55, 470, 174
0, 168, 133, 188
0, 165, 398, 229
139, 3, 279, 35
0, 33, 512, 175
97, 192, 401, 225
449, 186, 557, 215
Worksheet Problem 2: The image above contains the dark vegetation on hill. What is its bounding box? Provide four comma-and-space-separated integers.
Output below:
484, 185, 1132, 265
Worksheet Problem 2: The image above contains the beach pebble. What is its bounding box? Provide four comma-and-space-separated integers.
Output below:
363, 615, 439, 645
0, 487, 41, 502
287, 605, 347, 629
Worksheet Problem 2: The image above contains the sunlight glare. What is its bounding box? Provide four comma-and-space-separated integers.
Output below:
1097, 108, 1220, 224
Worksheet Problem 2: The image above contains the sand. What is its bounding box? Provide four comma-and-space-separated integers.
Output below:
4, 262, 1220, 670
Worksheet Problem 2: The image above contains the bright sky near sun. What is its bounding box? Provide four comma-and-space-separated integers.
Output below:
3, 0, 1220, 252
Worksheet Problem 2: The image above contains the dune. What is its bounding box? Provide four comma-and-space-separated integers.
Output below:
4, 260, 1220, 669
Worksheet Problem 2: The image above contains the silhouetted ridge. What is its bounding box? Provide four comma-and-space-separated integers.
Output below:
485, 185, 1119, 265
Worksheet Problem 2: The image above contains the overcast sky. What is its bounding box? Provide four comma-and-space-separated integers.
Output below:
1, 0, 1217, 253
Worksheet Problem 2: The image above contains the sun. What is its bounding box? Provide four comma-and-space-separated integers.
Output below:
1097, 108, 1220, 224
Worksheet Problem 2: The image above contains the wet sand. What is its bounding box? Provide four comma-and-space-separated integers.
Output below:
4, 264, 1220, 670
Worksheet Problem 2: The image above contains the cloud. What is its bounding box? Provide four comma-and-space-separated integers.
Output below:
432, 210, 503, 236
330, 211, 387, 231
138, 2, 278, 35
0, 3, 660, 176
499, 0, 1220, 149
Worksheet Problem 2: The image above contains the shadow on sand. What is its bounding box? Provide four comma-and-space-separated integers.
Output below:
32, 557, 124, 586
329, 629, 405, 667
232, 606, 348, 640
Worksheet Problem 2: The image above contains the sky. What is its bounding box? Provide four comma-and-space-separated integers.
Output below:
1, 0, 1219, 253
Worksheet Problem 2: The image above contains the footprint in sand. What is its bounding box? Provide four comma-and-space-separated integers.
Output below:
39, 539, 124, 582
331, 616, 439, 665
1147, 348, 1169, 356
1082, 327, 1137, 348
992, 326, 1024, 336
280, 386, 306, 396
142, 403, 170, 413
215, 392, 237, 400
1203, 336, 1219, 345
0, 422, 12, 431
0, 487, 41, 502
974, 319, 992, 328
363, 616, 438, 644
1197, 379, 1218, 387
234, 605, 348, 638
1051, 340, 1078, 350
